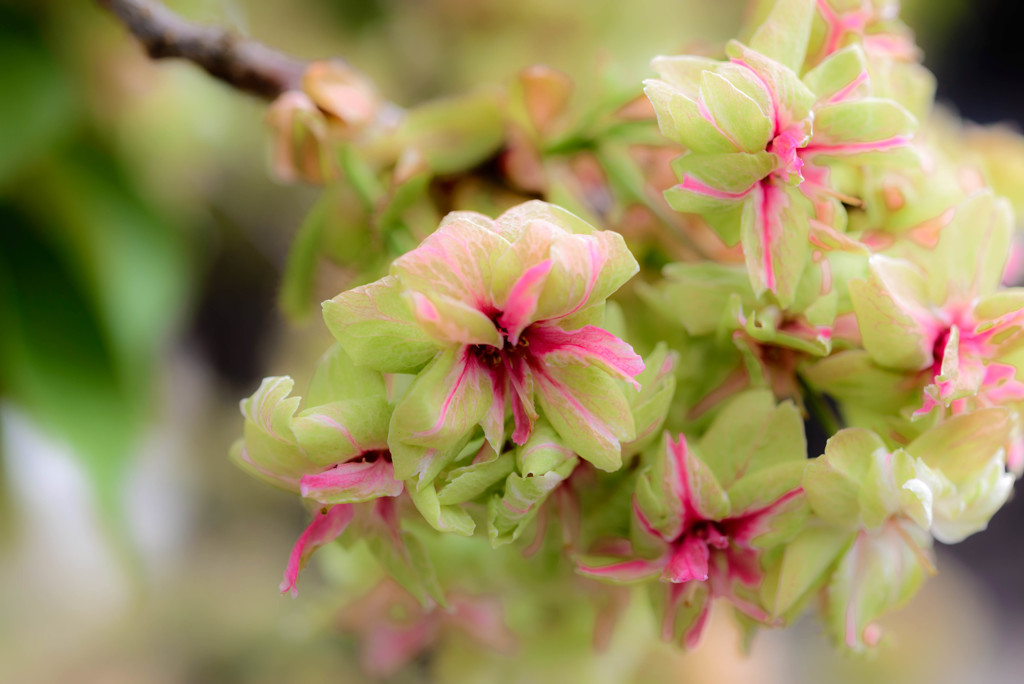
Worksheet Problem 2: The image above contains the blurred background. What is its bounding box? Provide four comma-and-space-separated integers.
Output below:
1, 0, 1023, 681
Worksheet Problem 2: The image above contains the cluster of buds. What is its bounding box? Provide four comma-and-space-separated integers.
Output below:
234, 0, 1023, 666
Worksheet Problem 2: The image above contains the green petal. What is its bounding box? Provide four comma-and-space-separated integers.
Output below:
699, 389, 807, 490
802, 45, 868, 102
747, 0, 815, 74
699, 71, 774, 153
323, 275, 440, 374
643, 78, 739, 153
534, 362, 635, 472
388, 347, 494, 485
849, 256, 934, 371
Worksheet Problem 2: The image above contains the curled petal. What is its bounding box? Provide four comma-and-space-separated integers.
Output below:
300, 458, 403, 504
280, 504, 355, 597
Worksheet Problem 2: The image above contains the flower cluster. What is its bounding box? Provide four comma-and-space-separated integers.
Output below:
235, 0, 1023, 667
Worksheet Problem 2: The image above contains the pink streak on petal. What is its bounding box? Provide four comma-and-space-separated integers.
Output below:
753, 181, 784, 293
803, 136, 912, 157
633, 498, 664, 541
770, 130, 806, 184
697, 96, 742, 149
682, 598, 713, 650
528, 324, 645, 387
665, 435, 704, 529
662, 583, 687, 641
304, 413, 362, 453
236, 445, 301, 490
499, 260, 553, 345
280, 504, 355, 597
531, 364, 620, 449
415, 350, 487, 439
731, 58, 780, 135
299, 458, 403, 503
410, 291, 440, 323
723, 546, 763, 587
663, 535, 711, 583
577, 557, 667, 583
676, 174, 757, 201
724, 487, 804, 545
827, 69, 869, 104
506, 357, 538, 444
482, 373, 507, 449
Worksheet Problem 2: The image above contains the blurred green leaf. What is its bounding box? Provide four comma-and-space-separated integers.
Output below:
0, 10, 77, 188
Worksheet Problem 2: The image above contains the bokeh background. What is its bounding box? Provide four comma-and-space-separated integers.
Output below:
1, 0, 1023, 682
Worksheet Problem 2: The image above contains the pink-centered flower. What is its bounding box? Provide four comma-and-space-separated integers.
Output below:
648, 40, 916, 306
850, 192, 1024, 419
231, 349, 405, 506
325, 201, 644, 478
578, 433, 804, 648
231, 348, 410, 596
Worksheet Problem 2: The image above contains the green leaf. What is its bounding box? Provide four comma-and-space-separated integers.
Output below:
396, 90, 505, 174
279, 192, 331, 322
0, 18, 76, 188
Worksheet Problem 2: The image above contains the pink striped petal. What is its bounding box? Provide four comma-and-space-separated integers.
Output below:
664, 435, 704, 531
498, 260, 553, 345
529, 324, 645, 388
299, 458, 403, 504
280, 504, 355, 597
506, 356, 538, 444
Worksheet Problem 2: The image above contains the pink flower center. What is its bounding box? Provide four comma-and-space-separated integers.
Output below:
679, 520, 730, 551
470, 313, 532, 369
767, 128, 806, 184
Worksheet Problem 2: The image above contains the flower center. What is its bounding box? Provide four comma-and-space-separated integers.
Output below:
352, 449, 392, 464
469, 312, 531, 368
684, 520, 730, 550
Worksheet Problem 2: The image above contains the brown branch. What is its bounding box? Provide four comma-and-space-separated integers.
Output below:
97, 0, 308, 99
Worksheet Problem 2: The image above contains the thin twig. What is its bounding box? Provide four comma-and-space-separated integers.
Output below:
97, 0, 308, 99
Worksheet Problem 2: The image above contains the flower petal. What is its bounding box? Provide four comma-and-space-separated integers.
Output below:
663, 535, 711, 583
528, 324, 645, 388
323, 275, 440, 374
391, 213, 509, 306
300, 458, 404, 504
532, 362, 635, 471
389, 347, 496, 485
280, 504, 355, 597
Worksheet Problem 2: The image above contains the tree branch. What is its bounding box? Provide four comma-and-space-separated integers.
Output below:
97, 0, 308, 99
